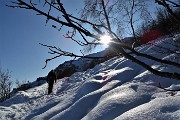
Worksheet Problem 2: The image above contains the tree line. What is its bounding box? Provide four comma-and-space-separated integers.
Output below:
136, 7, 180, 39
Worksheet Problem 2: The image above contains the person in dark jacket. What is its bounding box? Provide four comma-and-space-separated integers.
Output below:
47, 69, 57, 94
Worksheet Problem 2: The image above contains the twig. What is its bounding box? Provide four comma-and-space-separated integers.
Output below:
158, 83, 180, 91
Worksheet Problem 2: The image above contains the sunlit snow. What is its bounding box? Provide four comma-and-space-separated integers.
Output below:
0, 35, 180, 120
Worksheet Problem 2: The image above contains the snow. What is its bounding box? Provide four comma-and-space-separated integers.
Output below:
115, 97, 180, 120
0, 35, 180, 120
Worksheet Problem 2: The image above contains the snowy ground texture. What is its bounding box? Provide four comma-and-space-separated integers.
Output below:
1, 35, 180, 120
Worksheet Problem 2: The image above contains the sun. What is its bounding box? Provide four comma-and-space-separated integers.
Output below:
100, 34, 112, 45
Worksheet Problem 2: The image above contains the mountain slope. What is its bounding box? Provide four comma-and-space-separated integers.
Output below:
55, 47, 115, 79
0, 35, 180, 120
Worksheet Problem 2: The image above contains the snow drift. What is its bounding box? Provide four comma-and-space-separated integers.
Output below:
0, 35, 180, 120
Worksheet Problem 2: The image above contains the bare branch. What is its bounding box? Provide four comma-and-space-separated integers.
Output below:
120, 48, 180, 80
155, 0, 180, 23
8, 0, 180, 80
101, 0, 111, 31
39, 43, 105, 69
158, 83, 180, 91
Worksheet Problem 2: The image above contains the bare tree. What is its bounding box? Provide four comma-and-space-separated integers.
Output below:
81, 0, 149, 42
0, 68, 12, 102
117, 0, 150, 47
15, 79, 28, 88
7, 0, 180, 80
155, 0, 180, 23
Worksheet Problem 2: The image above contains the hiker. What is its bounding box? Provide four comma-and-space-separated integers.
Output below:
47, 69, 57, 94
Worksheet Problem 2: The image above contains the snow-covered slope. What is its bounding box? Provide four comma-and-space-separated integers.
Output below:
0, 35, 180, 120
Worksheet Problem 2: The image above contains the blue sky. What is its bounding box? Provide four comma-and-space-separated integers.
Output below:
0, 0, 88, 84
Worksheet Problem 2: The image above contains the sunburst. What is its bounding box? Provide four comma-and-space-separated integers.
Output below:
100, 34, 112, 45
